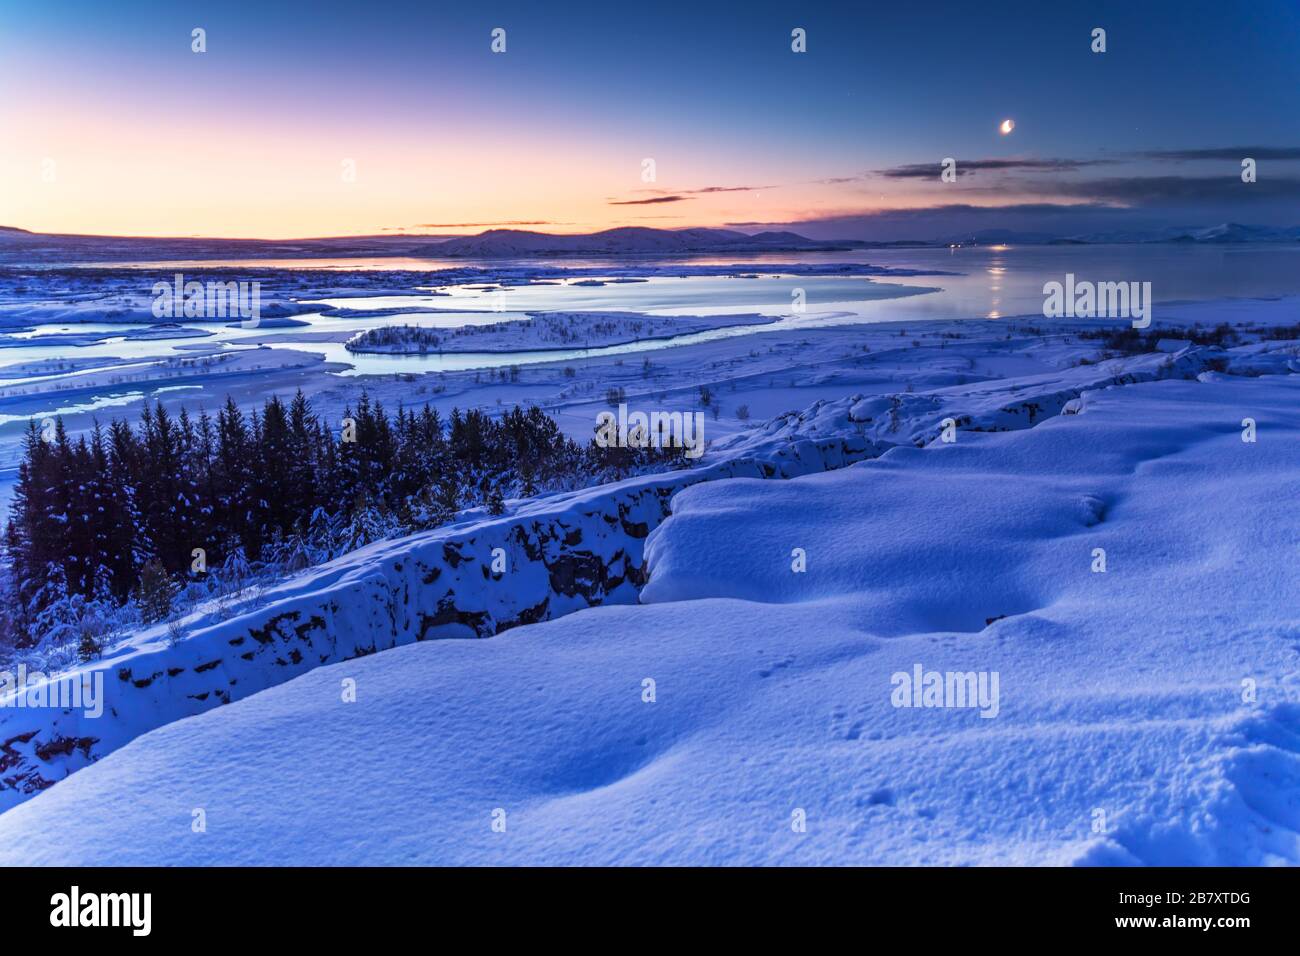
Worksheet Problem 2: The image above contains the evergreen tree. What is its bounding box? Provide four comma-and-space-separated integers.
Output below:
2, 392, 681, 643
135, 558, 175, 625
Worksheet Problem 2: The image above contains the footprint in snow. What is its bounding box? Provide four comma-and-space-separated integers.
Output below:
757, 655, 795, 678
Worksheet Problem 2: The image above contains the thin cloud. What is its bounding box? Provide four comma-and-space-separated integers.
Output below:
727, 193, 1300, 244
409, 220, 557, 228
624, 184, 773, 197
1137, 146, 1300, 161
877, 158, 1117, 179
1046, 175, 1300, 203
733, 203, 1130, 230
686, 185, 775, 193
868, 170, 1300, 205
608, 195, 693, 205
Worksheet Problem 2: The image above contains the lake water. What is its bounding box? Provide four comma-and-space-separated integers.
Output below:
3, 243, 1299, 381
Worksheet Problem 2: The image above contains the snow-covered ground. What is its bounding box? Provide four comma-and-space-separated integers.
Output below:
0, 260, 940, 488
2, 244, 1299, 864
344, 310, 779, 353
0, 327, 1296, 864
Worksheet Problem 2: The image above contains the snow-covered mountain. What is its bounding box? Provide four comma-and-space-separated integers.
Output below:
1180, 222, 1300, 243
939, 223, 1300, 246
1056, 223, 1300, 245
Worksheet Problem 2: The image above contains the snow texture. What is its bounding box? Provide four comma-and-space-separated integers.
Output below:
1, 340, 1296, 864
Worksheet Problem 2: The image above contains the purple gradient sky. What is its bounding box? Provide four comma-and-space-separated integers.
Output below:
3, 0, 1298, 239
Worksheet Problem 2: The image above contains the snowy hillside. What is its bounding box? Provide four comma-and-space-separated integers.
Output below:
1, 371, 1296, 865
5, 332, 1283, 813
0, 405, 875, 811
0, 333, 1297, 863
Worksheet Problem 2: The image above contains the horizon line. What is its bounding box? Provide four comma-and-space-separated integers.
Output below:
0, 223, 794, 243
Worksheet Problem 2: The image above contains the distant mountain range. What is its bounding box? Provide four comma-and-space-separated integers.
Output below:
414, 227, 866, 256
0, 222, 1296, 264
0, 225, 868, 264
943, 223, 1300, 246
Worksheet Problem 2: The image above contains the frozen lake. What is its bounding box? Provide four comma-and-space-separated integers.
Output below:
4, 243, 1299, 381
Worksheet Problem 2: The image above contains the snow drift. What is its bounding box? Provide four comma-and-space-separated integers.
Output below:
0, 356, 1295, 864
1, 339, 1297, 865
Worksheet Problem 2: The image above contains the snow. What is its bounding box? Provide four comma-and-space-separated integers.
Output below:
0, 259, 945, 475
3, 241, 1300, 864
0, 388, 882, 812
345, 310, 779, 354
1, 361, 1296, 865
